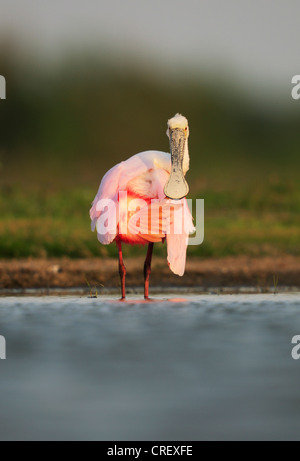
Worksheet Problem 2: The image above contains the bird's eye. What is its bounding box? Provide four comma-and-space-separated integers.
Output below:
185, 127, 187, 131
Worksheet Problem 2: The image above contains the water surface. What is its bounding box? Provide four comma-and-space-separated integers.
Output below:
0, 293, 300, 440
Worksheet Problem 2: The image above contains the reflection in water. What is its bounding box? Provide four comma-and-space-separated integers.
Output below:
0, 294, 300, 440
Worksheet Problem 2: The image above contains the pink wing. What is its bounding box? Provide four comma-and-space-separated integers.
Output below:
90, 151, 171, 244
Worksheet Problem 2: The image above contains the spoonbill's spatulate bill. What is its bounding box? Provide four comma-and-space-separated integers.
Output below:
90, 113, 195, 300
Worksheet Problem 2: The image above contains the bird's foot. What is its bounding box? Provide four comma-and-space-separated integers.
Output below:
144, 296, 154, 302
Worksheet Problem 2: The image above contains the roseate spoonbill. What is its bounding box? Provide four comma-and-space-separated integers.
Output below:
90, 113, 195, 299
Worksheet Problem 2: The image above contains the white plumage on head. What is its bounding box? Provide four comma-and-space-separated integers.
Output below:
167, 113, 188, 130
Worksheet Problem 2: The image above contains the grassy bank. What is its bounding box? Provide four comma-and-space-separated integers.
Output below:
0, 177, 299, 259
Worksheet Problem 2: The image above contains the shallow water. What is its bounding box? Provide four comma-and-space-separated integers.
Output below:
0, 293, 300, 440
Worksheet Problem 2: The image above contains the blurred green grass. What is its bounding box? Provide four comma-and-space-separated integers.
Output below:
0, 45, 300, 259
0, 181, 299, 259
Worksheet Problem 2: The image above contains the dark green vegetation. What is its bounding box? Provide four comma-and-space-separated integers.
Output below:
0, 46, 299, 259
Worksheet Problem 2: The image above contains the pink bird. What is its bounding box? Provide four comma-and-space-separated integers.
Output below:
90, 113, 195, 299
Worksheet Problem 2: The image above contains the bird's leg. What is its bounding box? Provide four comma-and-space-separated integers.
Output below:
117, 240, 126, 300
144, 243, 154, 300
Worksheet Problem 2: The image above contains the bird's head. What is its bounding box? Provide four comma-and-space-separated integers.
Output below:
164, 113, 190, 200
166, 113, 189, 140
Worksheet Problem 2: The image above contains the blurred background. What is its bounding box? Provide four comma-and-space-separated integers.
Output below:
0, 0, 300, 260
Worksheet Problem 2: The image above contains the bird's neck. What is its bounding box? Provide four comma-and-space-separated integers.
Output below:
183, 139, 190, 175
